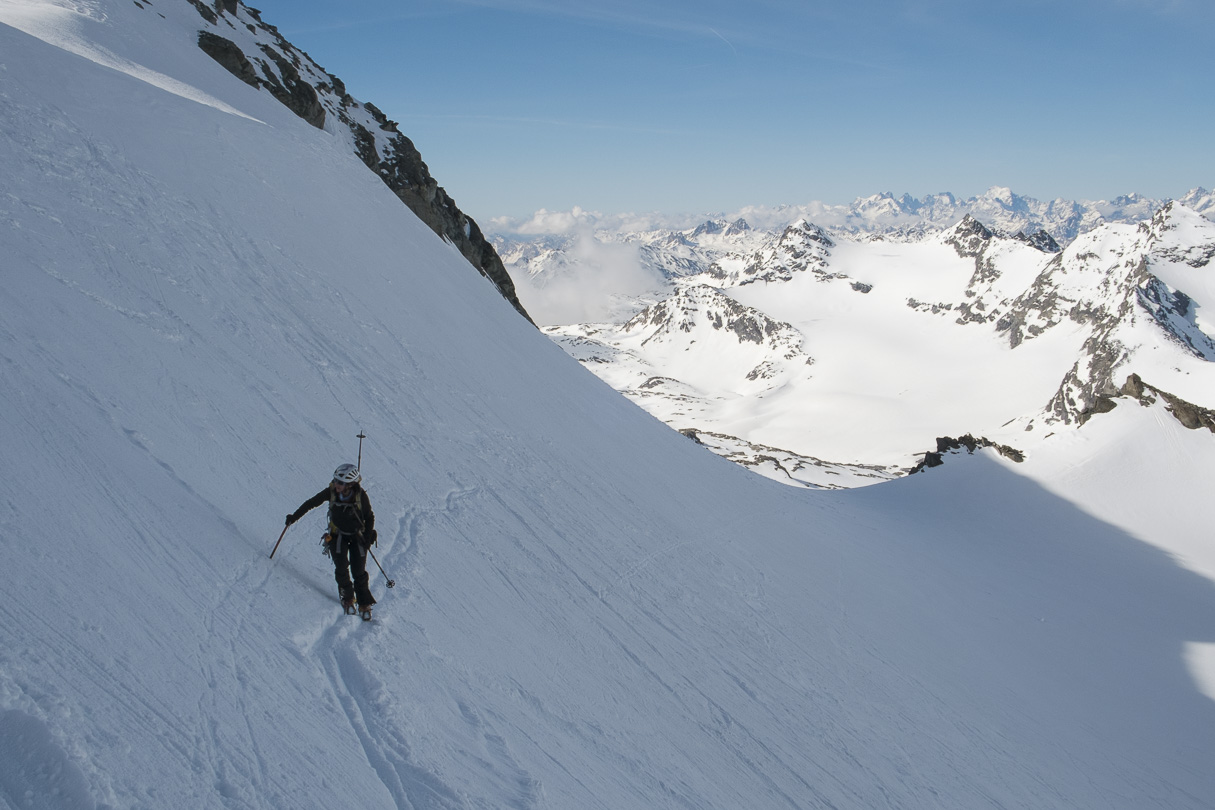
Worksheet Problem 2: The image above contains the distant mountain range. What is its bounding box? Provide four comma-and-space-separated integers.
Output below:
809, 186, 1214, 243
494, 186, 1215, 246
517, 199, 1215, 488
493, 186, 1215, 325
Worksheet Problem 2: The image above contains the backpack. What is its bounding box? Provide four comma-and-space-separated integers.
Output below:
328, 487, 365, 537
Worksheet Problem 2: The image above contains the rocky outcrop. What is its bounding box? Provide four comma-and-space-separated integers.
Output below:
1057, 371, 1215, 432
1119, 374, 1215, 432
909, 434, 1025, 475
198, 31, 325, 128
348, 108, 530, 323
1014, 229, 1062, 253
187, 1, 531, 322
196, 30, 255, 84
679, 429, 899, 489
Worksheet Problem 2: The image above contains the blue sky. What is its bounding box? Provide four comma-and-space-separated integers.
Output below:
249, 0, 1213, 224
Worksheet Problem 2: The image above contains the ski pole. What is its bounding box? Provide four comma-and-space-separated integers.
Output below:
354, 429, 390, 585
269, 524, 289, 559
368, 548, 396, 588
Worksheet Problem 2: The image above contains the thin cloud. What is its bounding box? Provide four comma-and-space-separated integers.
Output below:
707, 27, 738, 55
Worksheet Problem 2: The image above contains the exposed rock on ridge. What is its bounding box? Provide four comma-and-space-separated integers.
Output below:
1120, 374, 1215, 432
679, 429, 900, 489
909, 435, 1025, 475
187, 1, 531, 322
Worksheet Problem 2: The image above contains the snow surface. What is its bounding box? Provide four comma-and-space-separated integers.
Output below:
2, 2, 1215, 808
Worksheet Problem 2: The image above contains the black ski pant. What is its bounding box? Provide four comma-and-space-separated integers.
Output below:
331, 532, 374, 606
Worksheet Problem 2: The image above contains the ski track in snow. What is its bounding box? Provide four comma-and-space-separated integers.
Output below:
319, 633, 467, 810
290, 484, 542, 810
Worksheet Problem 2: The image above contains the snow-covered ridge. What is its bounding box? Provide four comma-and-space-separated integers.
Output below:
185, 0, 530, 319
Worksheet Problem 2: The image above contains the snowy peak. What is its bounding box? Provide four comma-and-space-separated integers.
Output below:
1178, 187, 1215, 220
1144, 202, 1215, 269
849, 191, 918, 219
1138, 203, 1215, 361
195, 8, 326, 128
942, 215, 995, 259
975, 185, 1029, 214
998, 203, 1215, 350
717, 220, 837, 286
993, 203, 1215, 425
623, 286, 809, 362
943, 214, 1062, 262
612, 285, 816, 399
691, 217, 751, 237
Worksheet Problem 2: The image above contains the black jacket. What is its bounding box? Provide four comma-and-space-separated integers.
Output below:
290, 483, 375, 539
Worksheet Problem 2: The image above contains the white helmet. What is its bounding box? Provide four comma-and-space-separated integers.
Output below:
333, 463, 361, 484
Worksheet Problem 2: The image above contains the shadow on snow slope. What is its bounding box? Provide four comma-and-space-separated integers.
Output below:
338, 451, 1215, 810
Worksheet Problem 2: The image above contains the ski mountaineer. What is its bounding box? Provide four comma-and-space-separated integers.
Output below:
286, 463, 378, 618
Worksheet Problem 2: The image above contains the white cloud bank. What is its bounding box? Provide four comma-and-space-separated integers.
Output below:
511, 230, 665, 325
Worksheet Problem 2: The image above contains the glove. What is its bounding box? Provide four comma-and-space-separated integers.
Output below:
370, 529, 378, 546
285, 514, 297, 527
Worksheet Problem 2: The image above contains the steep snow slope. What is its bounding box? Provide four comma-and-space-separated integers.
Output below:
2, 3, 1215, 809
